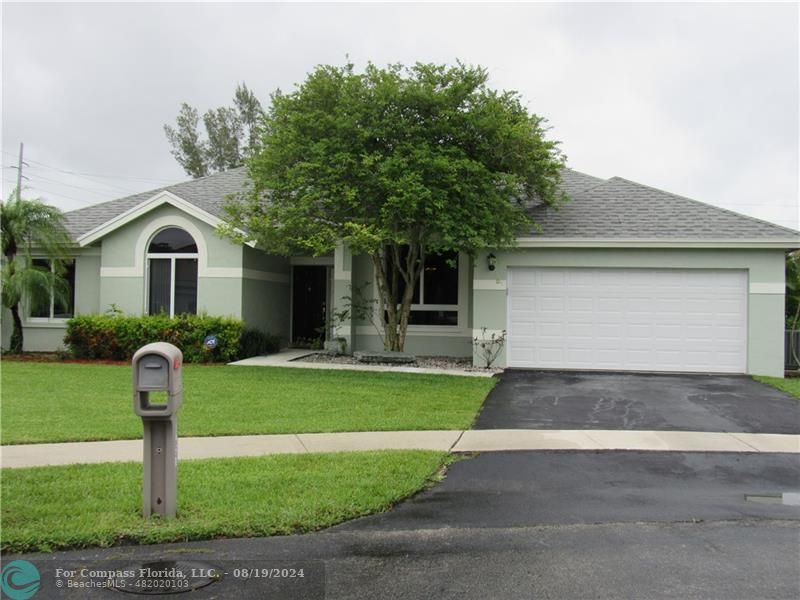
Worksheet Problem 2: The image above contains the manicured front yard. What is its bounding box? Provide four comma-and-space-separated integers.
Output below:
754, 375, 800, 400
1, 362, 495, 444
1, 450, 450, 553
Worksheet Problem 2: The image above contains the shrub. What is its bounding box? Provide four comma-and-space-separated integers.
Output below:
238, 328, 282, 359
64, 314, 244, 363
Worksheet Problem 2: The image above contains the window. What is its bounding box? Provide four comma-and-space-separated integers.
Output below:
147, 228, 198, 317
386, 249, 459, 326
28, 259, 76, 320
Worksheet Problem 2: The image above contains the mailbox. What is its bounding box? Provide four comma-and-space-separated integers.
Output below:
132, 342, 183, 416
132, 342, 183, 518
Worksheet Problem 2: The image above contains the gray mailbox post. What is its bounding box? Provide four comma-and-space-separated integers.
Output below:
132, 342, 183, 518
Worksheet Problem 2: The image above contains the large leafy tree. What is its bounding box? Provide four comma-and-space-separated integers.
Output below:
1, 192, 73, 353
164, 83, 264, 178
224, 62, 566, 351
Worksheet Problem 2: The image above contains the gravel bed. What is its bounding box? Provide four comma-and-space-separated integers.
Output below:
296, 352, 501, 373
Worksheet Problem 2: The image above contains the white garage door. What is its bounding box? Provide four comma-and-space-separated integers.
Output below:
507, 268, 748, 373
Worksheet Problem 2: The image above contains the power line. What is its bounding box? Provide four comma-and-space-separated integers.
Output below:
0, 150, 178, 184
26, 172, 136, 199
25, 164, 140, 196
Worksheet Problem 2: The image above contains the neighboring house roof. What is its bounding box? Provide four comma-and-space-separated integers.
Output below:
63, 165, 798, 246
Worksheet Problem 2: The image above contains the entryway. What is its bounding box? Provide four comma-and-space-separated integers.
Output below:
291, 265, 331, 346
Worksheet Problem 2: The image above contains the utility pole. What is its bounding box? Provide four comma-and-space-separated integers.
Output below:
11, 142, 28, 202
16, 142, 24, 202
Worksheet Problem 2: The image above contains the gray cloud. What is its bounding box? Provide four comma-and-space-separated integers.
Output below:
2, 2, 797, 228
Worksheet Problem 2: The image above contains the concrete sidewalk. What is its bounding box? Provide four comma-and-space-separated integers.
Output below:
2, 429, 798, 468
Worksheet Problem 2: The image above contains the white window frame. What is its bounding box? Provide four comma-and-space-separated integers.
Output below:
25, 258, 76, 324
371, 251, 469, 332
145, 228, 199, 318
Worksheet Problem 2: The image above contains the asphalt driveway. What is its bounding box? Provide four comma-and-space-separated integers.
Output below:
9, 451, 800, 599
474, 370, 800, 433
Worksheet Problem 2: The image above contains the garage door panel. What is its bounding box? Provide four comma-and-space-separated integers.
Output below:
507, 268, 747, 373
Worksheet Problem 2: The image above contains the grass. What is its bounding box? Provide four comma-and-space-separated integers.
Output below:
1, 362, 495, 444
754, 375, 800, 399
1, 450, 451, 553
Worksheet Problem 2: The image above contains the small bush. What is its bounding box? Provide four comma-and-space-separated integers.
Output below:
238, 328, 281, 359
64, 314, 244, 363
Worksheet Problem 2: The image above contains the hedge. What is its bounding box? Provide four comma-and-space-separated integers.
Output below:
64, 314, 246, 363
239, 328, 282, 359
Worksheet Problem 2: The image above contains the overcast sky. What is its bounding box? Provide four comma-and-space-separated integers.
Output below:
2, 2, 798, 229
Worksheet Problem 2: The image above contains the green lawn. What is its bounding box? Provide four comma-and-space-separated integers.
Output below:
1, 362, 494, 444
754, 375, 800, 399
1, 450, 450, 553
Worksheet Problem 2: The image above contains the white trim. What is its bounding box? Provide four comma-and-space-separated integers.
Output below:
290, 256, 334, 266
103, 215, 208, 278
22, 319, 69, 328
77, 190, 255, 247
100, 266, 141, 277
334, 242, 350, 280
100, 265, 289, 283
474, 279, 507, 291
242, 268, 289, 283
749, 282, 785, 294
366, 251, 469, 333
514, 237, 800, 249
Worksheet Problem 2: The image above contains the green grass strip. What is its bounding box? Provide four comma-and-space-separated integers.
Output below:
1, 362, 495, 444
753, 375, 800, 400
1, 450, 451, 553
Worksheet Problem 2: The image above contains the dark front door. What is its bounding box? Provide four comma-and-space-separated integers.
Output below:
292, 265, 328, 345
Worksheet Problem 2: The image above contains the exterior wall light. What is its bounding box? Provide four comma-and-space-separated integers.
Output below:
487, 253, 497, 271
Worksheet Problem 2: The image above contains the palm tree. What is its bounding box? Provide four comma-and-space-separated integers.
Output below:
1, 191, 73, 353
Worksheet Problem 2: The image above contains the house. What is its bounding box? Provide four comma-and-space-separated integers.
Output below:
3, 166, 798, 377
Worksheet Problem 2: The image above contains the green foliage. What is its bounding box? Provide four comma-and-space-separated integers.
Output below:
0, 190, 73, 353
64, 313, 244, 363
238, 327, 281, 358
223, 61, 566, 350
164, 83, 264, 178
787, 250, 799, 328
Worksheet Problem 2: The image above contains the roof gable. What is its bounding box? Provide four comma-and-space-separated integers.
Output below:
64, 167, 249, 240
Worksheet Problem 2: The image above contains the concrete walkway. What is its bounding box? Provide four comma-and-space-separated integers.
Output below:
2, 429, 798, 468
229, 349, 495, 378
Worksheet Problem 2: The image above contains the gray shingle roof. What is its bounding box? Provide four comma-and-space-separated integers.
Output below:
64, 166, 798, 242
529, 174, 798, 239
64, 167, 249, 239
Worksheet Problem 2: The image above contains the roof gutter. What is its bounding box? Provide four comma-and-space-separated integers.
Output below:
514, 237, 800, 249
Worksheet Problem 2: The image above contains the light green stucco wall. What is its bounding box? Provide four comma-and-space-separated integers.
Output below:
1, 248, 102, 352
98, 204, 244, 318
241, 246, 291, 341
472, 247, 787, 377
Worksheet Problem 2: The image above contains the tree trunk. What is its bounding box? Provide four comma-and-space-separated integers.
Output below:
9, 302, 23, 354
371, 244, 423, 353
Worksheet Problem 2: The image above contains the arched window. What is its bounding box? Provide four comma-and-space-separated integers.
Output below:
147, 227, 198, 316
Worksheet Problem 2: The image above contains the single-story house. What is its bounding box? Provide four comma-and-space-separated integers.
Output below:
3, 166, 798, 377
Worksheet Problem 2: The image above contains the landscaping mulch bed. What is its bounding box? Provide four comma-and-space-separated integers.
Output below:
297, 352, 501, 373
